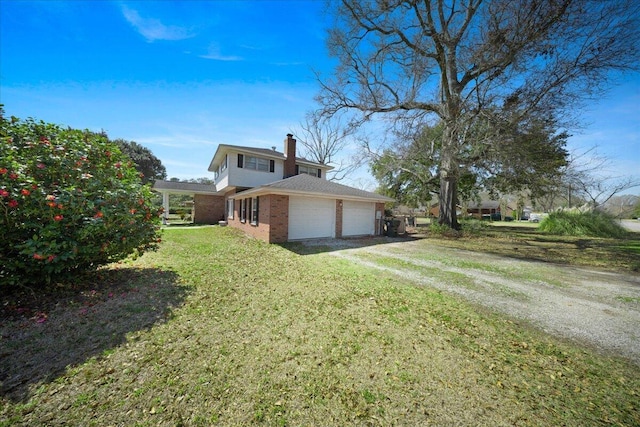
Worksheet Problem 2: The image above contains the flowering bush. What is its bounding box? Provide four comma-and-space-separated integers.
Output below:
0, 113, 162, 286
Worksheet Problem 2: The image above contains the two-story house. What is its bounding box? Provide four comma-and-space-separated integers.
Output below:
154, 134, 393, 243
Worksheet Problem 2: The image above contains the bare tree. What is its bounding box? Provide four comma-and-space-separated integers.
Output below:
531, 147, 640, 211
292, 111, 363, 181
563, 148, 639, 209
603, 194, 640, 219
318, 0, 640, 229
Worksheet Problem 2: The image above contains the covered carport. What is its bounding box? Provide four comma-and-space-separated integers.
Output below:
152, 180, 225, 224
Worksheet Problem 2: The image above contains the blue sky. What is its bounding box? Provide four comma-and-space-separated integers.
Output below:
1, 0, 638, 193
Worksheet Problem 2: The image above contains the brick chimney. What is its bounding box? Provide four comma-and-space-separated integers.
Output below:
283, 133, 297, 178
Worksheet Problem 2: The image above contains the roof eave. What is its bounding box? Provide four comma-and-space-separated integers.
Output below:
234, 186, 394, 203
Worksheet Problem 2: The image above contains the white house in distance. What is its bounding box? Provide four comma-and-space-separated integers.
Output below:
153, 134, 393, 243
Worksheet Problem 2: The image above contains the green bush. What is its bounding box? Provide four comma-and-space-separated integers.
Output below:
0, 114, 162, 286
538, 210, 627, 238
460, 218, 489, 235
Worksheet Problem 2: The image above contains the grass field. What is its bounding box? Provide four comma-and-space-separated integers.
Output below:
1, 226, 639, 426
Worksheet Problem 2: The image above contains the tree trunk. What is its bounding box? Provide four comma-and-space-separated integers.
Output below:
439, 175, 459, 229
438, 128, 460, 229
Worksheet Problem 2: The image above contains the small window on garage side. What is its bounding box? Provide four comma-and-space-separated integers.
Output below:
251, 196, 259, 225
227, 198, 234, 220
240, 199, 247, 223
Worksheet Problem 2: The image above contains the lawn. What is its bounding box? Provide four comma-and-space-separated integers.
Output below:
413, 219, 640, 272
1, 226, 639, 426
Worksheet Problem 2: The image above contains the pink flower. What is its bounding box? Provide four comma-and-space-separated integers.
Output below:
94, 211, 103, 219
33, 253, 45, 260
54, 214, 63, 221
37, 163, 46, 169
0, 189, 8, 197
8, 199, 18, 208
46, 194, 56, 201
9, 173, 18, 180
0, 168, 7, 174
20, 189, 30, 196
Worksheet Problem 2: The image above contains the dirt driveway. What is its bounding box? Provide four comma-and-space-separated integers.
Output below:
307, 238, 640, 365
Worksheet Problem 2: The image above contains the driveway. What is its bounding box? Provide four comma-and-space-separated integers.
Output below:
622, 219, 640, 233
308, 238, 640, 365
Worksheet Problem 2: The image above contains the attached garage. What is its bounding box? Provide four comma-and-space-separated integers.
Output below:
342, 200, 375, 236
288, 196, 335, 240
231, 174, 393, 243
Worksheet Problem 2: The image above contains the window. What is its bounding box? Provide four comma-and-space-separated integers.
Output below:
240, 198, 247, 223
221, 154, 228, 172
298, 165, 321, 177
242, 155, 274, 172
250, 197, 259, 225
227, 198, 234, 219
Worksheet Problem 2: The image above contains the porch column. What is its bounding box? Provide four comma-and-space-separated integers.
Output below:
162, 191, 170, 224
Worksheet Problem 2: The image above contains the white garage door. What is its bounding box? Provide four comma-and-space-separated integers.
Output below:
289, 197, 335, 240
342, 201, 375, 236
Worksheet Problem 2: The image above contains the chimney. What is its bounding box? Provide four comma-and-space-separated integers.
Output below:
283, 133, 297, 178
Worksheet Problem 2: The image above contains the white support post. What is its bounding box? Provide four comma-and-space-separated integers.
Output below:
162, 192, 170, 224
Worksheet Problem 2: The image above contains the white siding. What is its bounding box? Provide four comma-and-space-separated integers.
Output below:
289, 197, 335, 240
342, 201, 375, 236
215, 151, 284, 191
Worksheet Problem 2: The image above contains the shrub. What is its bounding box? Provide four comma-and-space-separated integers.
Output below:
0, 114, 162, 287
428, 221, 463, 237
460, 218, 489, 236
538, 210, 627, 238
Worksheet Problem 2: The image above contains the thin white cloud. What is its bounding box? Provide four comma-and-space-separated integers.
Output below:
121, 5, 194, 42
199, 44, 243, 61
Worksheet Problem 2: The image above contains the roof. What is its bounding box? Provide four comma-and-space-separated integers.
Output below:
207, 144, 333, 172
152, 180, 222, 195
467, 200, 514, 210
234, 174, 395, 203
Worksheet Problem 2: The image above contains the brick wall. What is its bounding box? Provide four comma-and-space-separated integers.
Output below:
193, 194, 225, 224
283, 134, 297, 178
266, 195, 289, 243
226, 194, 290, 243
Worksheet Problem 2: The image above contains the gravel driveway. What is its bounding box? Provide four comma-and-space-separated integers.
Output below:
622, 219, 640, 233
306, 238, 640, 365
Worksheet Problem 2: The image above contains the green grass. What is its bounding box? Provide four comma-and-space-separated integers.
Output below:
539, 211, 628, 238
1, 226, 639, 426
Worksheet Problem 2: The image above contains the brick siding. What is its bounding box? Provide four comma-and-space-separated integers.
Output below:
226, 194, 290, 243
193, 194, 225, 224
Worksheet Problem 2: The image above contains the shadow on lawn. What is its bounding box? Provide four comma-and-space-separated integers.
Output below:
0, 266, 188, 402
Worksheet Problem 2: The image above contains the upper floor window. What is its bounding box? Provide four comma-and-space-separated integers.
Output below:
221, 154, 228, 172
297, 165, 321, 178
237, 154, 275, 173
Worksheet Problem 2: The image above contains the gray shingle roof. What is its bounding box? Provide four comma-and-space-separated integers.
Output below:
208, 144, 333, 172
236, 174, 394, 202
152, 180, 221, 195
